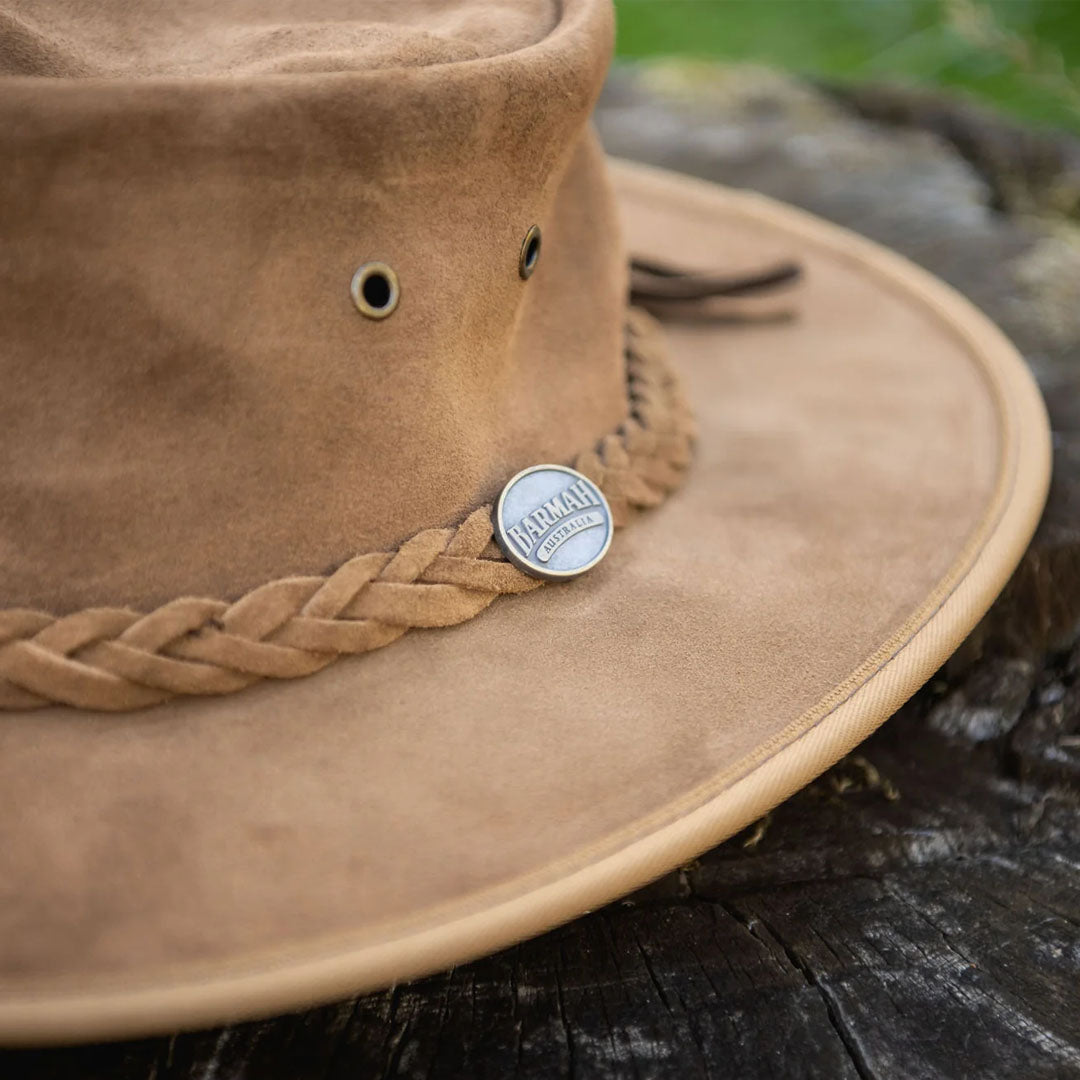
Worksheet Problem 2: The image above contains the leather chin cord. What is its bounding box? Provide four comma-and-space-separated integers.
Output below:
630, 257, 802, 322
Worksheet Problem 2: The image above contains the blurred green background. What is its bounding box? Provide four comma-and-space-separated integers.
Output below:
614, 0, 1080, 134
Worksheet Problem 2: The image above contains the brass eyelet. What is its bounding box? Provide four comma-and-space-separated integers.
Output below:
519, 225, 542, 280
350, 262, 400, 319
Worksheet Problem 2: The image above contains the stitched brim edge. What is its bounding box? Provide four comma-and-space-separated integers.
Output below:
0, 159, 1051, 1045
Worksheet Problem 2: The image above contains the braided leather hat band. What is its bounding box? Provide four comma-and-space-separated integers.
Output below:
0, 309, 695, 712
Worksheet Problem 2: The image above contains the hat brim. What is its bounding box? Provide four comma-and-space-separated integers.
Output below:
0, 159, 1050, 1045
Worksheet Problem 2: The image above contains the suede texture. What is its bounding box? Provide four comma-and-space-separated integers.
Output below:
0, 313, 693, 711
0, 168, 1013, 991
0, 0, 627, 612
0, 0, 1052, 1042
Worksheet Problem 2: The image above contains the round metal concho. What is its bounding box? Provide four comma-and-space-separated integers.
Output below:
350, 262, 400, 319
494, 464, 613, 581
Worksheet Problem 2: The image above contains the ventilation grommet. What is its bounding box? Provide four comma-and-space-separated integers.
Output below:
519, 225, 542, 280
350, 262, 400, 319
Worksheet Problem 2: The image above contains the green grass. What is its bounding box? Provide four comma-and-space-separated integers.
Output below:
614, 0, 1080, 134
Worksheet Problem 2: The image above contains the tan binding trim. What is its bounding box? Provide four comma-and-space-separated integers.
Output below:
0, 165, 1052, 1046
0, 312, 693, 712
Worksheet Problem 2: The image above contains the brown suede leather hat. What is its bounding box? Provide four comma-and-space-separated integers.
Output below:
0, 0, 1052, 1045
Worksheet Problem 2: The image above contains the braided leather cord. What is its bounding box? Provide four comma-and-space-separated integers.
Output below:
0, 310, 695, 712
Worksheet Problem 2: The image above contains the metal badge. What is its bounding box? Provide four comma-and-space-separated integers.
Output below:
494, 465, 613, 581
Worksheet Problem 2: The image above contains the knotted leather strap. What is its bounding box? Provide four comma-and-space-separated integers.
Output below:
0, 309, 695, 712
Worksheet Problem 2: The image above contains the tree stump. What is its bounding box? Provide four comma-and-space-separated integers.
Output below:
5, 65, 1080, 1080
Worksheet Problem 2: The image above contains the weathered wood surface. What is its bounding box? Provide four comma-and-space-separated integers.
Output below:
6, 66, 1080, 1079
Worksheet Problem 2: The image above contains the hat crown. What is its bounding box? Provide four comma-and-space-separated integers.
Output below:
0, 0, 626, 612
